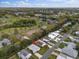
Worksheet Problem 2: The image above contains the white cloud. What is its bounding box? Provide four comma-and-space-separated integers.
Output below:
0, 1, 31, 7
0, 1, 10, 5
0, 0, 79, 7
14, 1, 31, 7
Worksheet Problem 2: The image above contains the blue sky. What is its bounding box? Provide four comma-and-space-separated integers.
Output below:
0, 0, 79, 7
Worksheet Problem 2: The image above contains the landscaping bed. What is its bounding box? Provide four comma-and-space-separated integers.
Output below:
38, 45, 49, 55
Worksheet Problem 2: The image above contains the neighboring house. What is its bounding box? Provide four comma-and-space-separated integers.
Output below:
0, 38, 11, 48
63, 22, 71, 27
62, 47, 78, 58
18, 49, 32, 59
74, 37, 79, 42
55, 37, 61, 42
43, 30, 62, 43
15, 12, 28, 15
1, 39, 11, 45
57, 54, 74, 59
43, 38, 49, 43
35, 14, 42, 17
48, 31, 63, 42
55, 34, 63, 42
67, 42, 76, 49
75, 31, 79, 35
28, 44, 40, 53
55, 30, 61, 33
48, 32, 59, 40
34, 40, 46, 47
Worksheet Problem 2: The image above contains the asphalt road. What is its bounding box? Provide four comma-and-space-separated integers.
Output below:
41, 44, 58, 59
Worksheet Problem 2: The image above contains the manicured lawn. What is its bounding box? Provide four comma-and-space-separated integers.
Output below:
29, 54, 38, 59
38, 45, 49, 55
59, 43, 66, 49
76, 42, 79, 56
48, 55, 57, 59
77, 57, 79, 59
76, 42, 79, 47
64, 38, 71, 42
8, 54, 19, 59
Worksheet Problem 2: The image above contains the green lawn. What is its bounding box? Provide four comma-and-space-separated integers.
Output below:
77, 57, 79, 59
48, 55, 57, 59
38, 45, 49, 55
64, 38, 71, 42
29, 54, 38, 59
8, 54, 19, 59
59, 43, 66, 49
76, 43, 79, 47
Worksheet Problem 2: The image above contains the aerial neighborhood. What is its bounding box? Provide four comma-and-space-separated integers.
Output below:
0, 8, 79, 59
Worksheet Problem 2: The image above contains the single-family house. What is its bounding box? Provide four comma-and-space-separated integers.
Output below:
57, 54, 74, 59
18, 49, 32, 59
67, 42, 76, 49
62, 47, 78, 58
48, 31, 63, 42
75, 31, 79, 35
74, 37, 79, 42
34, 40, 46, 47
48, 32, 59, 40
1, 38, 11, 45
55, 38, 61, 42
35, 14, 42, 17
43, 38, 49, 43
0, 38, 11, 48
63, 22, 71, 27
28, 44, 40, 53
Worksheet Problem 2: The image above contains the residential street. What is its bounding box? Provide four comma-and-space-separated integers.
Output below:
41, 44, 58, 59
41, 34, 68, 59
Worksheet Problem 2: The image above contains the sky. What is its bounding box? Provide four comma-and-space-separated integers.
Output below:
0, 0, 79, 8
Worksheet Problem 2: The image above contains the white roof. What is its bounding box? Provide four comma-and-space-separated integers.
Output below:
51, 32, 59, 36
35, 14, 42, 16
57, 55, 74, 59
62, 47, 78, 58
43, 38, 49, 42
75, 31, 79, 35
28, 44, 40, 53
22, 36, 29, 40
48, 34, 55, 39
55, 30, 60, 33
55, 38, 61, 42
74, 38, 79, 42
48, 32, 59, 39
18, 49, 32, 59
63, 22, 71, 27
